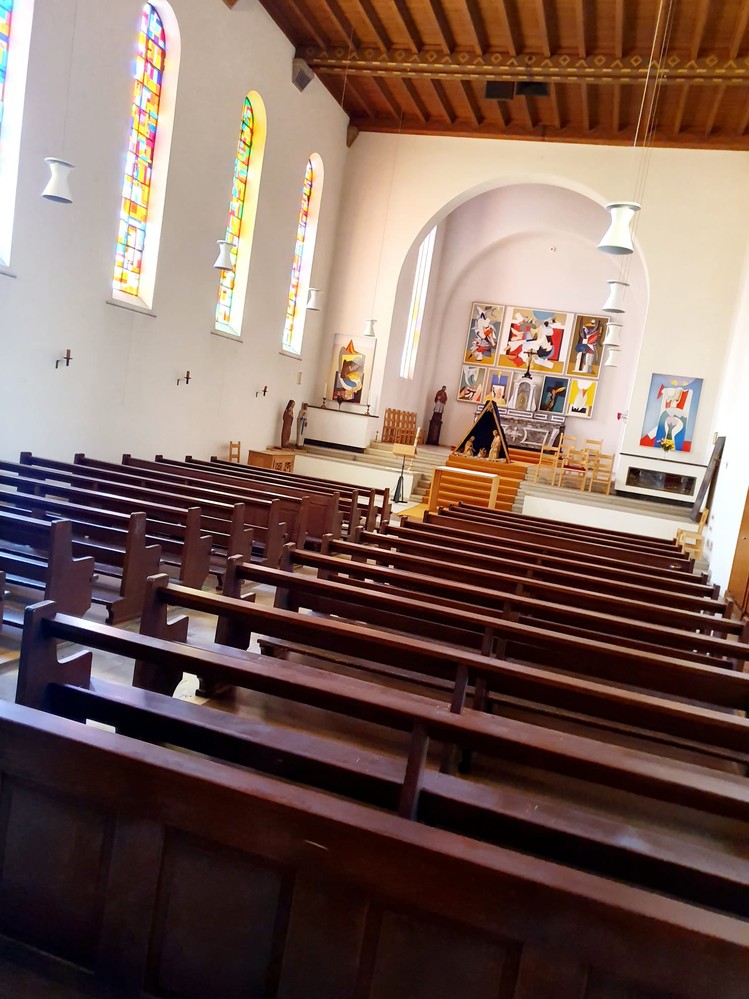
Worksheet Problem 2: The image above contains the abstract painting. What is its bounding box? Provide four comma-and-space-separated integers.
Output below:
464, 302, 504, 365
499, 307, 570, 373
639, 374, 703, 452
565, 314, 607, 378
566, 377, 598, 419
458, 364, 487, 403
486, 368, 512, 406
539, 375, 569, 414
327, 335, 377, 405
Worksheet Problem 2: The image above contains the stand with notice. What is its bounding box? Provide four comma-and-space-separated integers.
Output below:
392, 442, 416, 503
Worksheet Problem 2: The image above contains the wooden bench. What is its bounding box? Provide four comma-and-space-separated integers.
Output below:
3, 695, 747, 997
0, 513, 94, 625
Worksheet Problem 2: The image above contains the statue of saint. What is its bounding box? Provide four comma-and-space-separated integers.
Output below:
296, 402, 308, 448
281, 400, 295, 449
427, 386, 448, 445
488, 430, 502, 461
460, 436, 475, 456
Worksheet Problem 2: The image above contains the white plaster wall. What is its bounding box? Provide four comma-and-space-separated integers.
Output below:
0, 0, 348, 462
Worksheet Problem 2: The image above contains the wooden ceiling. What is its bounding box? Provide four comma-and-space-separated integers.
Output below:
249, 0, 749, 149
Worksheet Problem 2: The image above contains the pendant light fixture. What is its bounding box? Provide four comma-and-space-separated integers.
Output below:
597, 202, 641, 255
602, 281, 629, 314
43, 0, 78, 203
213, 239, 234, 270
306, 288, 322, 310
603, 347, 620, 368
603, 322, 623, 347
363, 319, 377, 337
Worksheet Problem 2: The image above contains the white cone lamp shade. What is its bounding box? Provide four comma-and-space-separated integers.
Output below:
598, 201, 640, 254
603, 280, 629, 314
42, 158, 75, 203
603, 322, 622, 347
306, 288, 322, 311
213, 239, 234, 270
363, 319, 377, 337
603, 347, 620, 367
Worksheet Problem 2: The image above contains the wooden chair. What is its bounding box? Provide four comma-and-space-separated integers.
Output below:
228, 440, 241, 463
676, 508, 709, 560
553, 445, 590, 490
532, 438, 562, 483
586, 452, 615, 495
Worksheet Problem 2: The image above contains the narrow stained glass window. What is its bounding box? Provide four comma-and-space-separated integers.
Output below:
282, 157, 315, 354
113, 3, 166, 300
216, 96, 255, 331
0, 0, 14, 136
400, 227, 436, 379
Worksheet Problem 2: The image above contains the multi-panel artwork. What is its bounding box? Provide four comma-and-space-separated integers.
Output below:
463, 303, 504, 365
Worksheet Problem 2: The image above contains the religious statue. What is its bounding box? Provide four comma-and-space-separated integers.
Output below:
460, 436, 475, 457
280, 399, 294, 449
427, 385, 448, 445
488, 430, 502, 461
477, 448, 488, 458
296, 402, 308, 448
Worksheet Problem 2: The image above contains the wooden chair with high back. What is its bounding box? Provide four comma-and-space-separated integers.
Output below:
553, 444, 590, 490
532, 437, 562, 484
676, 508, 709, 560
228, 440, 242, 463
586, 452, 615, 495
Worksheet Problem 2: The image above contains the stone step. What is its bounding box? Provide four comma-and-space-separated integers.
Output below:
515, 479, 694, 521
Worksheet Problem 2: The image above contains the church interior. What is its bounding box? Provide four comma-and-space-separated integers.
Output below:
1, 0, 749, 996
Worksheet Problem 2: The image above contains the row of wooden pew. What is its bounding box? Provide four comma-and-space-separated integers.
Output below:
0, 451, 390, 627
5, 492, 749, 996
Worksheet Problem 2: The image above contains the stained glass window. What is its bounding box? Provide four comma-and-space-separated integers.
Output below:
282, 157, 314, 353
113, 3, 166, 299
400, 227, 436, 379
0, 0, 14, 135
216, 96, 255, 331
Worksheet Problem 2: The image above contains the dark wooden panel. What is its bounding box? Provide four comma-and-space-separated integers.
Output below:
515, 943, 588, 998
0, 780, 110, 966
148, 832, 284, 999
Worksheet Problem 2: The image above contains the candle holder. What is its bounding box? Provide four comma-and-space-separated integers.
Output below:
321, 395, 327, 409
365, 403, 371, 416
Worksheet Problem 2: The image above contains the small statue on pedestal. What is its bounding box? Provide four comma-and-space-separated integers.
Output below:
280, 400, 295, 449
296, 402, 308, 448
427, 385, 448, 445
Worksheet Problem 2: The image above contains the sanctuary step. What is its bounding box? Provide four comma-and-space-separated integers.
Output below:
301, 441, 450, 502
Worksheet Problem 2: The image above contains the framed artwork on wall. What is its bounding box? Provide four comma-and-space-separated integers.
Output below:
327, 335, 377, 404
539, 375, 569, 414
498, 307, 570, 373
486, 368, 512, 406
565, 315, 607, 378
639, 374, 703, 452
464, 302, 504, 365
458, 364, 487, 403
566, 377, 598, 419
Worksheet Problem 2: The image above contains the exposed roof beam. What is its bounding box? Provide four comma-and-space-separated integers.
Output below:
429, 1, 455, 54
345, 77, 375, 118
497, 0, 520, 57
535, 0, 551, 57
431, 79, 456, 123
574, 0, 587, 58
519, 96, 535, 131
579, 82, 589, 132
739, 99, 749, 135
690, 0, 711, 60
401, 77, 430, 121
302, 48, 749, 84
672, 83, 689, 134
461, 80, 483, 126
614, 0, 624, 59
351, 0, 391, 51
323, 0, 360, 48
611, 81, 621, 133
549, 82, 562, 130
285, 0, 328, 50
374, 76, 402, 118
729, 0, 749, 59
704, 83, 726, 137
392, 0, 423, 52
464, 0, 489, 55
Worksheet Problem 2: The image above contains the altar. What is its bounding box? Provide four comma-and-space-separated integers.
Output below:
491, 407, 565, 451
305, 405, 380, 452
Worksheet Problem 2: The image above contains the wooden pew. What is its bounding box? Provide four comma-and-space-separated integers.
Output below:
0, 513, 94, 624
278, 547, 749, 668
16, 600, 749, 916
389, 519, 710, 591
421, 509, 694, 572
317, 535, 744, 640
17, 453, 291, 561
2, 695, 747, 998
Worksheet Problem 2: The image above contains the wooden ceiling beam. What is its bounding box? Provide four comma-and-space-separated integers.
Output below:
461, 81, 483, 127
285, 0, 328, 50
373, 76, 402, 118
429, 1, 455, 54
574, 0, 587, 58
322, 0, 360, 48
704, 83, 726, 137
535, 0, 551, 57
431, 79, 456, 123
611, 81, 621, 133
401, 77, 430, 121
392, 0, 423, 52
672, 84, 689, 135
464, 0, 489, 55
739, 99, 749, 135
345, 77, 375, 118
690, 0, 711, 61
579, 82, 590, 132
729, 0, 749, 59
351, 0, 391, 51
614, 0, 624, 59
549, 82, 562, 130
497, 0, 520, 57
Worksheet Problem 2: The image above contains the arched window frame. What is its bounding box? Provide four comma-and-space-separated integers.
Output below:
281, 153, 324, 357
111, 1, 180, 311
400, 226, 436, 380
0, 0, 33, 270
214, 91, 266, 339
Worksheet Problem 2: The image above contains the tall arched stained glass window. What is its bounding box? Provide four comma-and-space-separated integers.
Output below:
215, 92, 266, 337
0, 1, 14, 135
113, 3, 166, 302
400, 226, 436, 379
282, 153, 323, 356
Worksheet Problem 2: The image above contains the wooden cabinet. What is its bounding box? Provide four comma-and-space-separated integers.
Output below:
247, 449, 296, 473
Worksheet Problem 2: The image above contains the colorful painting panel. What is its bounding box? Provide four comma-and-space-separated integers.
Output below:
639, 374, 703, 452
499, 307, 570, 374
565, 314, 607, 378
327, 334, 376, 405
566, 378, 598, 419
486, 368, 512, 406
464, 302, 503, 365
539, 375, 569, 414
458, 365, 487, 403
